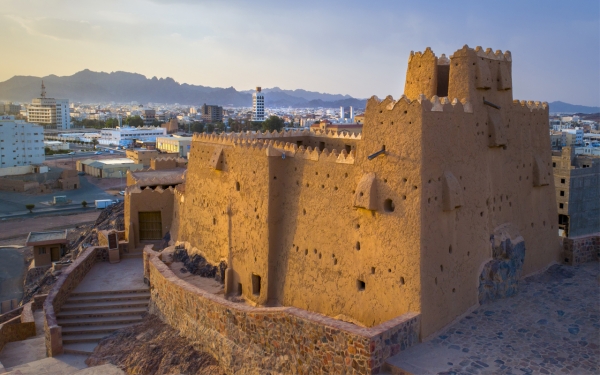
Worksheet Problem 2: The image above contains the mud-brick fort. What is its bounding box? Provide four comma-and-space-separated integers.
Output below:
122, 45, 561, 373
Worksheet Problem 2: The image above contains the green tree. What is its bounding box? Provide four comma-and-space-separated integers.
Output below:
190, 122, 204, 133
151, 119, 163, 127
250, 121, 263, 131
229, 119, 247, 133
206, 123, 215, 133
215, 122, 226, 133
125, 115, 144, 127
105, 118, 119, 128
81, 200, 88, 208
25, 204, 35, 213
261, 116, 284, 132
92, 139, 99, 149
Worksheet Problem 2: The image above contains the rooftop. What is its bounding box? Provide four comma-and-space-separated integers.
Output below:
128, 168, 186, 187
26, 230, 68, 245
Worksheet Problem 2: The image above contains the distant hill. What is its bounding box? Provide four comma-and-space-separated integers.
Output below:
0, 70, 366, 109
548, 101, 600, 114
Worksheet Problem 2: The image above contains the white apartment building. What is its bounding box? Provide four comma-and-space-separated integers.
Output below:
0, 116, 45, 169
99, 126, 167, 146
26, 82, 71, 130
252, 87, 265, 122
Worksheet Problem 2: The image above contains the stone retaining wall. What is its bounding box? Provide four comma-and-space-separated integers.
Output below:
563, 234, 600, 265
25, 265, 51, 286
0, 301, 38, 352
43, 246, 105, 356
145, 248, 420, 374
0, 306, 23, 324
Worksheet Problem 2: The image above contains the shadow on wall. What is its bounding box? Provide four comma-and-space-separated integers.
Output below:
478, 223, 525, 304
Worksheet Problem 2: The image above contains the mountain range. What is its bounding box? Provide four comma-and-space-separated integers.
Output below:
0, 70, 597, 113
0, 70, 367, 109
546, 101, 600, 114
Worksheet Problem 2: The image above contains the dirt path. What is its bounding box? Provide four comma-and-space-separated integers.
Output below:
0, 211, 100, 240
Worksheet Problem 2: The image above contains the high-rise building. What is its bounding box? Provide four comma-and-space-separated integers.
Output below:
1, 102, 21, 115
26, 82, 71, 130
0, 116, 45, 169
252, 87, 265, 122
339, 106, 354, 121
200, 103, 223, 123
140, 109, 156, 126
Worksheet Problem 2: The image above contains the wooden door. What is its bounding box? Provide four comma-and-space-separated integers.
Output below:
51, 246, 60, 262
139, 211, 162, 240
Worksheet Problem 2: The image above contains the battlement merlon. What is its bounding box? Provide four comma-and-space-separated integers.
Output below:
191, 129, 361, 145
403, 45, 514, 108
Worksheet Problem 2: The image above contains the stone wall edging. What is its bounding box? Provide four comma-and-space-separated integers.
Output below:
43, 246, 104, 357
0, 302, 36, 353
145, 247, 420, 374
563, 234, 600, 265
0, 306, 23, 324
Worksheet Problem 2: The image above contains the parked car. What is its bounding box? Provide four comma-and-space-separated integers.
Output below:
94, 151, 102, 155
77, 172, 85, 176
119, 191, 125, 196
68, 152, 75, 155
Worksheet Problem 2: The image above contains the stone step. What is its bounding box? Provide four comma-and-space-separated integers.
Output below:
61, 323, 138, 335
121, 252, 143, 259
61, 299, 149, 311
69, 289, 149, 298
62, 333, 106, 344
66, 291, 150, 303
57, 307, 147, 319
63, 342, 99, 355
57, 315, 144, 327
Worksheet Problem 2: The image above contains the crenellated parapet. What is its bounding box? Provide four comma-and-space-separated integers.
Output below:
512, 99, 549, 112
366, 94, 474, 114
192, 128, 361, 148
232, 138, 357, 164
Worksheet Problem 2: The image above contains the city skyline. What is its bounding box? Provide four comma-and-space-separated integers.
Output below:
0, 0, 598, 106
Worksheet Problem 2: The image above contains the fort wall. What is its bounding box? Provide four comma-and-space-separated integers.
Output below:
147, 45, 561, 342
145, 247, 420, 374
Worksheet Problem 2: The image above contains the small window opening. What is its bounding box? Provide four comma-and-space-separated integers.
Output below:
400, 277, 405, 285
296, 141, 303, 147
561, 178, 565, 184
371, 267, 375, 274
236, 181, 240, 191
237, 283, 242, 296
449, 245, 453, 254
357, 279, 365, 291
560, 191, 565, 196
384, 199, 395, 212
344, 144, 352, 153
356, 241, 361, 251
559, 203, 564, 209
319, 142, 325, 151
252, 274, 261, 296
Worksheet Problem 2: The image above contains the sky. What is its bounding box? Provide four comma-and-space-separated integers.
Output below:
0, 0, 598, 106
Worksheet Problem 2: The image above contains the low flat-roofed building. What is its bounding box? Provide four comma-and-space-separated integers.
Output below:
310, 120, 363, 134
156, 136, 192, 158
26, 230, 68, 267
126, 148, 160, 166
44, 140, 69, 151
127, 167, 186, 188
77, 158, 144, 178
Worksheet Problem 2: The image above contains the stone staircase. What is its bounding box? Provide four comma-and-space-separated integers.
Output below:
57, 289, 150, 355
